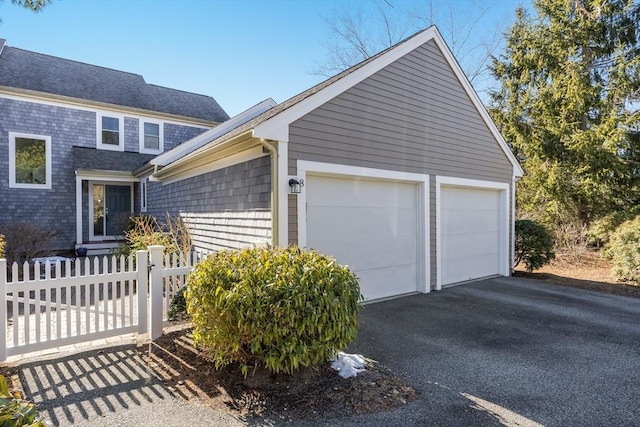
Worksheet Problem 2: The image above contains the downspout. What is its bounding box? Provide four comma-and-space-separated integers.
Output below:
260, 139, 278, 247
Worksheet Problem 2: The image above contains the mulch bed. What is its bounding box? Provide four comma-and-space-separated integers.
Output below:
136, 326, 417, 422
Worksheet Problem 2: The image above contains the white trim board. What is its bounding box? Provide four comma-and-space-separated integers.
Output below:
434, 176, 511, 290
296, 160, 430, 294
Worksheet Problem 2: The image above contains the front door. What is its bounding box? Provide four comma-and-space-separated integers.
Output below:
92, 184, 132, 239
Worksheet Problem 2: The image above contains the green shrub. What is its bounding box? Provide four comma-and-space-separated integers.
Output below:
186, 246, 362, 375
515, 219, 555, 272
0, 375, 44, 427
588, 208, 640, 248
604, 215, 640, 284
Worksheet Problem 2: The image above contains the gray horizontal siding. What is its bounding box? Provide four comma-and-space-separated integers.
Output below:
288, 39, 513, 182
288, 194, 298, 245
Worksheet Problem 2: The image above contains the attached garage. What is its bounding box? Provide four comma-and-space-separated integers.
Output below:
304, 174, 422, 301
150, 27, 523, 300
437, 177, 510, 289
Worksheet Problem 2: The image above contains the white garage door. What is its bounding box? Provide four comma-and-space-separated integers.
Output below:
306, 175, 418, 301
440, 186, 502, 286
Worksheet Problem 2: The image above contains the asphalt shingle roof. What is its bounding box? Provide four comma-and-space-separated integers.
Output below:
72, 146, 156, 173
0, 39, 229, 123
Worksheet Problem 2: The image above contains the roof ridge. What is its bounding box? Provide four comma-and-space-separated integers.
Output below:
145, 83, 214, 98
5, 45, 146, 81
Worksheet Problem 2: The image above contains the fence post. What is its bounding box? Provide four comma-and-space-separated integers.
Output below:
136, 250, 148, 335
148, 246, 164, 340
1, 259, 7, 362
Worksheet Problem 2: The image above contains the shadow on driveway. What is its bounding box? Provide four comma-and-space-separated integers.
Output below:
323, 276, 640, 426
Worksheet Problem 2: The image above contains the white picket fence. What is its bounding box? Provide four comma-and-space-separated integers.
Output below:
1, 245, 203, 361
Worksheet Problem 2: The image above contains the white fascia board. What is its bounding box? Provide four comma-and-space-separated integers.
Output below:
253, 27, 439, 142
151, 98, 277, 167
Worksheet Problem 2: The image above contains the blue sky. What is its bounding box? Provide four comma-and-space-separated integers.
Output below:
0, 0, 531, 117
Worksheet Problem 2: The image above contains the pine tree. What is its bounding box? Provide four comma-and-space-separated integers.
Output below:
490, 0, 640, 233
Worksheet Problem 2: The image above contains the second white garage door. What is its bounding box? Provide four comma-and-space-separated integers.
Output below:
440, 185, 503, 286
306, 175, 418, 301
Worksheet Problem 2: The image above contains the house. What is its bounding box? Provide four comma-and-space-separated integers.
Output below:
0, 39, 229, 255
144, 26, 524, 301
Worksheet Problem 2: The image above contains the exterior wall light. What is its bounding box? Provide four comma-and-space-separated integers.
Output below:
288, 178, 304, 194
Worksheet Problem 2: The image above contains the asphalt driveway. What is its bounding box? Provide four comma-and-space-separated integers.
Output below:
11, 276, 640, 426
316, 276, 640, 426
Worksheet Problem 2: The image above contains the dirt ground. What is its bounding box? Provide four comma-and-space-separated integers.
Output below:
514, 251, 640, 299
136, 326, 417, 422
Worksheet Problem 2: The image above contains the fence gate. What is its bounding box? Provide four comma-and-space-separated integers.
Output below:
1, 251, 149, 361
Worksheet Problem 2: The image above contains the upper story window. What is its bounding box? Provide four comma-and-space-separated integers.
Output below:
97, 113, 124, 151
140, 120, 163, 154
9, 132, 52, 189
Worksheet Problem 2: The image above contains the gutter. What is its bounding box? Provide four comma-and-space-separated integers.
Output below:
260, 139, 279, 247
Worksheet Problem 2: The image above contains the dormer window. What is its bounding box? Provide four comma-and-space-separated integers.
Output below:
140, 120, 163, 154
97, 113, 124, 151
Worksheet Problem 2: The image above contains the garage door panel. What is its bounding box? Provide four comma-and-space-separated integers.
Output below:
441, 210, 500, 234
309, 235, 416, 272
442, 187, 500, 207
307, 174, 419, 301
440, 185, 503, 286
441, 232, 499, 260
308, 206, 417, 240
355, 265, 418, 301
308, 176, 417, 208
441, 252, 499, 284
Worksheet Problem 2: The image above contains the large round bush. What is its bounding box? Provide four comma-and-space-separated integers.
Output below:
604, 215, 640, 284
186, 246, 362, 374
514, 219, 555, 272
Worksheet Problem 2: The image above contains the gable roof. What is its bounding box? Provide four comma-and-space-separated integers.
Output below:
155, 26, 523, 178
0, 39, 229, 123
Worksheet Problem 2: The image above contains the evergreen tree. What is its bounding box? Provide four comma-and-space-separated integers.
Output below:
490, 0, 640, 232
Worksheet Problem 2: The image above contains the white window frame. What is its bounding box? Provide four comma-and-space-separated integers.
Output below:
9, 131, 52, 190
140, 177, 148, 212
96, 112, 125, 151
139, 119, 164, 154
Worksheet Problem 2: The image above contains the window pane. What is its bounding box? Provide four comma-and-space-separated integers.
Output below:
15, 137, 47, 184
93, 184, 104, 236
102, 130, 120, 145
144, 122, 159, 137
144, 135, 159, 150
102, 116, 119, 131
